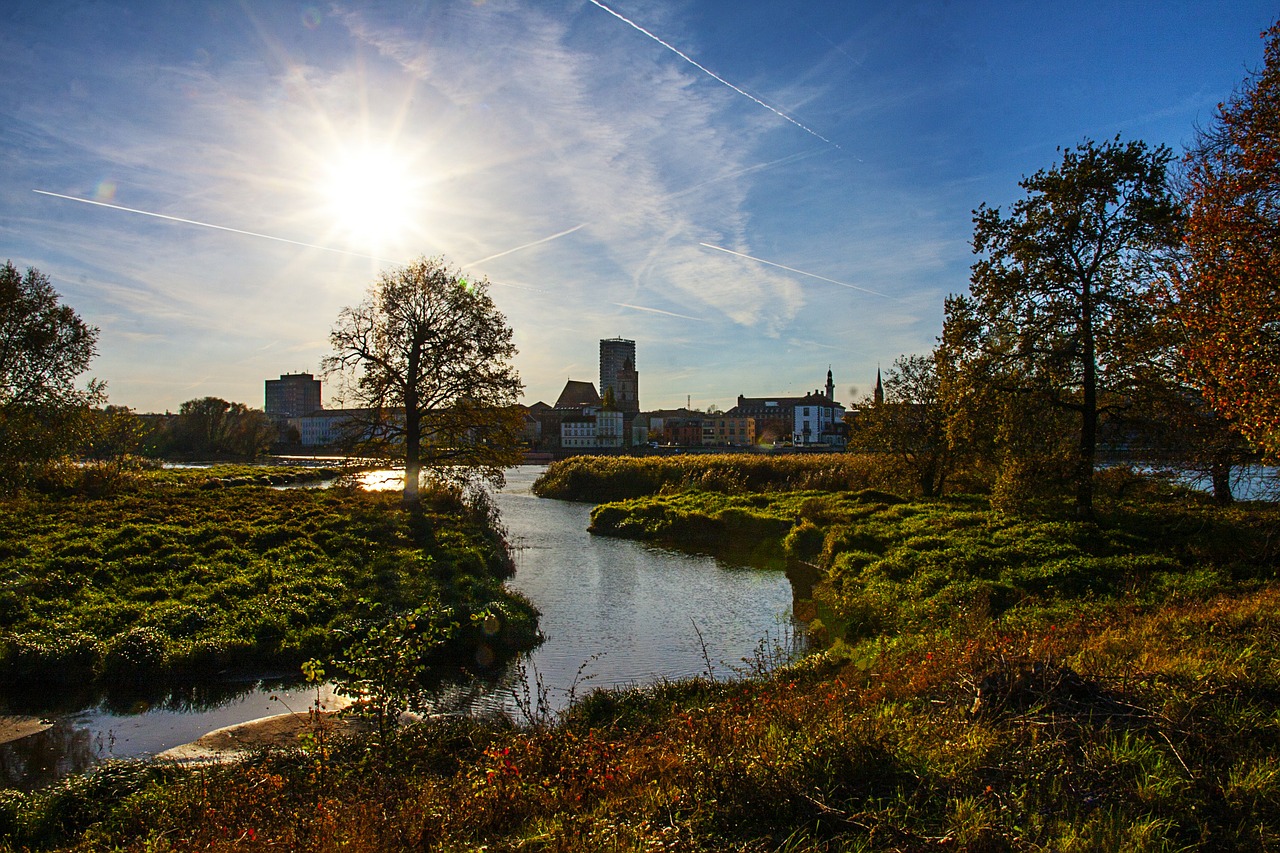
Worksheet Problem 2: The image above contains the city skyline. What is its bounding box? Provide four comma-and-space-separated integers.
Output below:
2, 2, 1275, 413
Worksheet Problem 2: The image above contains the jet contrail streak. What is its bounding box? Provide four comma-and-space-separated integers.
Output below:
33, 190, 395, 262
465, 223, 586, 267
699, 242, 892, 299
669, 150, 827, 199
585, 0, 838, 149
611, 301, 707, 322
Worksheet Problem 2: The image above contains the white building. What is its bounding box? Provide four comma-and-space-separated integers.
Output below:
793, 394, 846, 446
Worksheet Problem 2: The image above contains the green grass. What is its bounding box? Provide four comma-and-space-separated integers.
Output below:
533, 453, 907, 502
0, 470, 537, 694
5, 462, 1280, 851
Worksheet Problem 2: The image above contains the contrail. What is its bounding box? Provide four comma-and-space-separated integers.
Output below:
668, 149, 827, 200
585, 0, 838, 149
465, 223, 586, 267
33, 190, 396, 262
699, 242, 892, 299
611, 301, 707, 322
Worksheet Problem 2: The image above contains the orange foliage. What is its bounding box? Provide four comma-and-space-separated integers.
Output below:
1175, 22, 1280, 459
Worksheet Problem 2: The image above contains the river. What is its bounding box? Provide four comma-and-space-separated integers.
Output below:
0, 466, 795, 789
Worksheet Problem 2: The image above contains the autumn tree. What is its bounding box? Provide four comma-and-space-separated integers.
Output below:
851, 351, 954, 497
324, 257, 525, 506
1112, 277, 1252, 504
1174, 22, 1280, 460
942, 138, 1181, 517
0, 260, 103, 483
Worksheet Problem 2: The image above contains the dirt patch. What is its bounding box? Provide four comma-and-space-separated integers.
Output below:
0, 715, 52, 746
158, 708, 369, 763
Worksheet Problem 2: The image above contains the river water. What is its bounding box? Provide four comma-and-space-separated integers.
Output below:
1, 466, 795, 789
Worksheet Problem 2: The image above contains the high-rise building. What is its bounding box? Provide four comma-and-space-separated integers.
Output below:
265, 372, 322, 418
599, 338, 639, 413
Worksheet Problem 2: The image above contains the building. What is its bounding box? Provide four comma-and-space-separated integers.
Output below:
265, 372, 322, 418
296, 407, 403, 447
729, 371, 847, 446
596, 409, 625, 448
792, 392, 846, 446
560, 414, 598, 449
599, 338, 639, 413
554, 379, 602, 410
706, 414, 757, 446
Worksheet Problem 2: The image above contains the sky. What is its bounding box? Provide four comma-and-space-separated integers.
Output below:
1, 1, 1276, 413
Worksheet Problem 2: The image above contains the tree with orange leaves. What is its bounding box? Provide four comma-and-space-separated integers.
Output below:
1175, 22, 1280, 460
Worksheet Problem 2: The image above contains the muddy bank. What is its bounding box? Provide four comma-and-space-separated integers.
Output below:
158, 700, 363, 763
0, 716, 51, 746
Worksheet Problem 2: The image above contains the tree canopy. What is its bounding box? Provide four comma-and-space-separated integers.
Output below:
0, 261, 99, 408
852, 352, 954, 498
942, 138, 1181, 517
325, 257, 525, 506
0, 261, 103, 481
1175, 23, 1280, 460
162, 397, 274, 459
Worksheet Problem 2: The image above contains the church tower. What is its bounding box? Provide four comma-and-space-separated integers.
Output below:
826, 367, 835, 402
873, 368, 884, 406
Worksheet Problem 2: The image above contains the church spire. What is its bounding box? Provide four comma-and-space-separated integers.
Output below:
873, 367, 884, 406
825, 366, 834, 402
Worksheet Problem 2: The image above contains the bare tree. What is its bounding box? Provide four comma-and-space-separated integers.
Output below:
851, 351, 954, 497
324, 257, 525, 506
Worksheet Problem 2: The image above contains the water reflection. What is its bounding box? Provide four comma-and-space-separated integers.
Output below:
1, 721, 98, 791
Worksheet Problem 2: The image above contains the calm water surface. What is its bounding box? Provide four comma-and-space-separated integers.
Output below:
1, 465, 794, 789
495, 466, 795, 700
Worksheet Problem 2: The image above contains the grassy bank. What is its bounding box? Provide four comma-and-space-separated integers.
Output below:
5, 461, 1280, 850
0, 467, 538, 697
5, 587, 1280, 850
531, 453, 907, 503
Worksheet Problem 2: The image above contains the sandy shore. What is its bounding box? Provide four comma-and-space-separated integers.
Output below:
158, 707, 370, 763
0, 716, 52, 746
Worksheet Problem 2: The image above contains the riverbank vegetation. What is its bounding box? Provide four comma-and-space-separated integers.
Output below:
531, 453, 915, 503
6, 19, 1280, 853
4, 454, 1279, 850
0, 466, 538, 700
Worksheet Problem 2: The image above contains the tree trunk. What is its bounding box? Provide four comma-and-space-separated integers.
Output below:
1211, 459, 1235, 505
1077, 282, 1097, 520
402, 346, 422, 507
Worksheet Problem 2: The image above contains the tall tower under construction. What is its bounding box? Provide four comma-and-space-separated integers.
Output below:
599, 338, 639, 413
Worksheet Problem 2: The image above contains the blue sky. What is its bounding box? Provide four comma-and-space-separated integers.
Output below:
1, 1, 1275, 413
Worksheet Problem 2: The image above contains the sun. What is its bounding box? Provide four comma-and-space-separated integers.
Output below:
322, 144, 421, 246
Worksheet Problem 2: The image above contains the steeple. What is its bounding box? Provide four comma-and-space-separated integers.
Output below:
825, 367, 834, 402
873, 367, 884, 406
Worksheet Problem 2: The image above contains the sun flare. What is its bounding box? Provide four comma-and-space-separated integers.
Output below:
323, 144, 421, 245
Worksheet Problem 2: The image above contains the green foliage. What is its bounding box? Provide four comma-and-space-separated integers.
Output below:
152, 396, 275, 459
7, 481, 1280, 851
0, 471, 537, 695
534, 452, 900, 502
943, 138, 1183, 517
0, 261, 105, 491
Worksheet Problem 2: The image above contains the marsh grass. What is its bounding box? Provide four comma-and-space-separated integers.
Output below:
6, 462, 1280, 850
0, 468, 537, 697
11, 602, 1280, 851
533, 453, 904, 502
